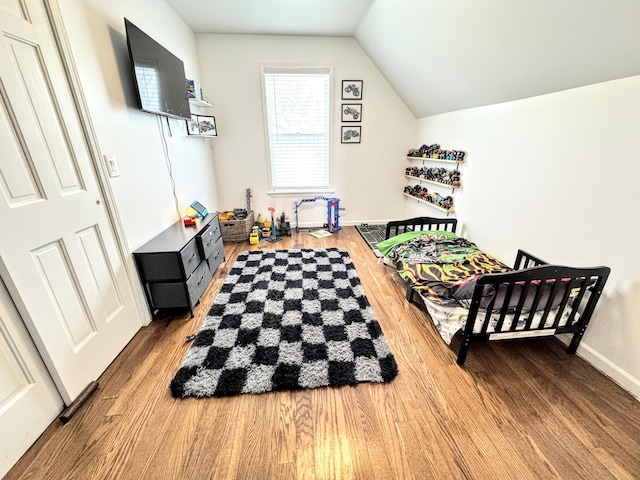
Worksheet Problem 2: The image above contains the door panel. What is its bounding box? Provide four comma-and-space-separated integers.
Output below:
76, 225, 124, 322
0, 278, 62, 479
0, 0, 141, 405
0, 0, 27, 20
0, 84, 44, 206
31, 240, 97, 348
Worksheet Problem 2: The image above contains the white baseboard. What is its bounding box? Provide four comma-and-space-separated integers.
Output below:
339, 220, 390, 227
558, 336, 640, 401
296, 220, 390, 229
577, 344, 640, 401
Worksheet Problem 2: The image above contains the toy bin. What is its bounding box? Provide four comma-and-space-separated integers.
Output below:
220, 210, 254, 242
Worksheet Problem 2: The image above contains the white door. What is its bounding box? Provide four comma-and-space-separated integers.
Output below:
0, 278, 63, 479
0, 0, 141, 404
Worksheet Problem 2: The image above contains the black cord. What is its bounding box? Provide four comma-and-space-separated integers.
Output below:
157, 115, 182, 221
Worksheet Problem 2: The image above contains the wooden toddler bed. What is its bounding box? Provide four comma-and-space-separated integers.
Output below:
380, 217, 610, 365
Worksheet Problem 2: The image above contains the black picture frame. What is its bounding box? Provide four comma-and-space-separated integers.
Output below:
341, 80, 363, 100
197, 115, 217, 137
341, 103, 362, 122
341, 126, 361, 144
186, 115, 217, 137
186, 115, 200, 135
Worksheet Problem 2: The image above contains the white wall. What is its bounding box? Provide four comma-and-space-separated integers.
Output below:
57, 0, 220, 250
413, 76, 640, 398
195, 34, 415, 227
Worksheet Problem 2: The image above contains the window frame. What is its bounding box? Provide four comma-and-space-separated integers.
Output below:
260, 65, 334, 196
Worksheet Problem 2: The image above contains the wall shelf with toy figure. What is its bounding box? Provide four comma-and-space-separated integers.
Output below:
405, 175, 459, 192
404, 161, 461, 192
403, 192, 455, 214
403, 144, 465, 216
405, 156, 464, 164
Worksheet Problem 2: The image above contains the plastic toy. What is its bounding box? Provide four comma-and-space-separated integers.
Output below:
189, 201, 208, 217
293, 197, 344, 233
261, 207, 281, 243
249, 226, 259, 245
277, 212, 291, 237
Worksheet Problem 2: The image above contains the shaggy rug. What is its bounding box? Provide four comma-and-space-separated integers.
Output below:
170, 248, 398, 398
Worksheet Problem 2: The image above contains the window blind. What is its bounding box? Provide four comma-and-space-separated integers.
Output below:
264, 70, 330, 191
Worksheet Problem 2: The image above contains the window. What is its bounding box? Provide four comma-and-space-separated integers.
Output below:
262, 67, 331, 193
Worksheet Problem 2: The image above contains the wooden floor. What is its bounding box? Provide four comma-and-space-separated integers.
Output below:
7, 227, 640, 479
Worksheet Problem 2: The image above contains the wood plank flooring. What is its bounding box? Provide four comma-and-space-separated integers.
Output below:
6, 227, 640, 479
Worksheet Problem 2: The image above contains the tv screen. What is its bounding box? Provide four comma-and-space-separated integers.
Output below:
124, 19, 192, 121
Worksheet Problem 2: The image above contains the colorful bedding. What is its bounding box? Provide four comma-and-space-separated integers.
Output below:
421, 296, 575, 344
379, 230, 576, 344
378, 231, 510, 306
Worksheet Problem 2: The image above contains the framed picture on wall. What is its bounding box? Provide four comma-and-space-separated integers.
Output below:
341, 80, 363, 100
341, 126, 361, 144
186, 115, 217, 137
341, 103, 362, 122
186, 115, 200, 135
197, 115, 217, 137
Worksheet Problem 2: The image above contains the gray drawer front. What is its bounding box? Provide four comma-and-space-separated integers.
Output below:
186, 261, 212, 307
207, 237, 225, 273
180, 239, 200, 277
137, 252, 183, 281
148, 261, 211, 310
148, 282, 189, 309
197, 217, 222, 259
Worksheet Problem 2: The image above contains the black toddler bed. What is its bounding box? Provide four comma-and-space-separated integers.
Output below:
381, 217, 610, 365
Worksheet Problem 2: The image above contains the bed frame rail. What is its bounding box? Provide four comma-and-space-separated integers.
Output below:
385, 216, 457, 240
457, 263, 610, 365
514, 249, 548, 269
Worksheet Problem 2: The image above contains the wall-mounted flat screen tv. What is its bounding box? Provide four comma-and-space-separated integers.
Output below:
124, 18, 191, 121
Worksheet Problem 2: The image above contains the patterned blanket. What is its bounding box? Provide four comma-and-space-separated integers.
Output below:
387, 233, 510, 305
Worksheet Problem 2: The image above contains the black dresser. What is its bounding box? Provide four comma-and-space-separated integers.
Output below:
133, 213, 224, 317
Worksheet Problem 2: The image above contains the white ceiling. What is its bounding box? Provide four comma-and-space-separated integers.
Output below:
164, 0, 375, 36
165, 0, 640, 117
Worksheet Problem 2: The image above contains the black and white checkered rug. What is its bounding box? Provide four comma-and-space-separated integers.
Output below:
170, 248, 398, 398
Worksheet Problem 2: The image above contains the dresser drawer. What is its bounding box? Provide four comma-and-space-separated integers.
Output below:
148, 281, 189, 309
136, 252, 184, 282
179, 238, 200, 277
148, 261, 211, 310
186, 260, 212, 307
197, 216, 222, 259
207, 237, 225, 273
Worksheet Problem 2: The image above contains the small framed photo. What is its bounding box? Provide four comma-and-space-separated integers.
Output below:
186, 115, 200, 135
342, 80, 363, 100
341, 103, 362, 122
186, 115, 217, 137
341, 126, 361, 144
197, 115, 217, 137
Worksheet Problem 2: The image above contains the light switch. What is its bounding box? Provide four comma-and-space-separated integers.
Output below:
103, 153, 120, 177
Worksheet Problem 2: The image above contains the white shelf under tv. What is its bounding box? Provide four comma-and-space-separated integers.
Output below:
189, 98, 213, 108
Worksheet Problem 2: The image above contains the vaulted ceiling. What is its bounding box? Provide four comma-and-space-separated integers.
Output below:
164, 0, 640, 118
